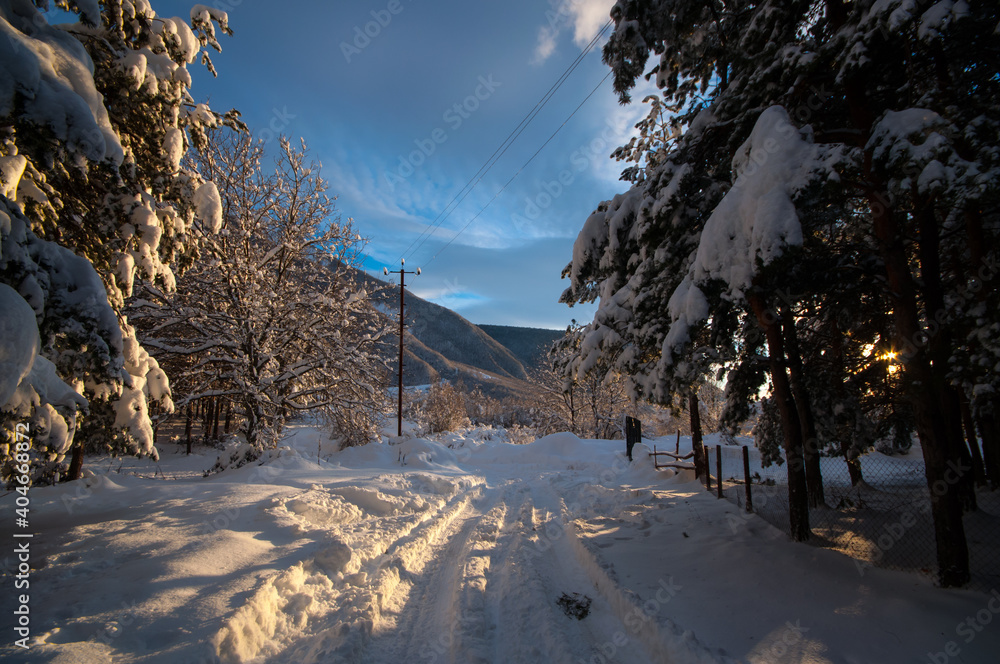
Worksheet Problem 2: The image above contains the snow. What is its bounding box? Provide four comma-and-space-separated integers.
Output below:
874, 0, 971, 39
0, 281, 88, 456
112, 323, 173, 458
162, 128, 184, 173
663, 276, 710, 353
660, 106, 842, 361
570, 203, 612, 286
692, 106, 819, 300
27, 226, 124, 359
191, 4, 229, 29
158, 17, 200, 64
0, 154, 27, 200
0, 0, 124, 165
74, 0, 101, 26
5, 353, 90, 457
0, 282, 39, 406
0, 194, 173, 459
867, 108, 944, 161
2, 421, 997, 663
118, 51, 148, 90
193, 180, 223, 233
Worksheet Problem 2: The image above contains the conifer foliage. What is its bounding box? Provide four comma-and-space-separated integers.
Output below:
1, 0, 239, 480
562, 0, 1000, 586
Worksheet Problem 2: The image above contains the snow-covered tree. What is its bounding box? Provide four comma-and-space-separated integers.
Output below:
130, 132, 392, 451
0, 0, 239, 482
562, 0, 999, 586
548, 324, 632, 440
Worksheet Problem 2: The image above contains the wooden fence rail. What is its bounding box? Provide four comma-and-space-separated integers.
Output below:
649, 445, 695, 471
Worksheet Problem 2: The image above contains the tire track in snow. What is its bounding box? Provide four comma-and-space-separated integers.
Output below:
212, 480, 483, 663
487, 485, 591, 663
217, 472, 727, 664
358, 483, 504, 663
285, 482, 485, 662
371, 477, 702, 664
486, 480, 656, 664
433, 481, 529, 663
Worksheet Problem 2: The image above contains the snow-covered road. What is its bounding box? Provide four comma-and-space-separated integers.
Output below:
356, 477, 708, 664
2, 426, 999, 663
209, 469, 721, 664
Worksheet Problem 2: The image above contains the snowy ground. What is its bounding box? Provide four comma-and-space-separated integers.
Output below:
2, 424, 998, 663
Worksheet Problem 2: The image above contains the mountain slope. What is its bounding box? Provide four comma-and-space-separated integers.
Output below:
478, 325, 563, 370
404, 294, 527, 381
351, 268, 534, 397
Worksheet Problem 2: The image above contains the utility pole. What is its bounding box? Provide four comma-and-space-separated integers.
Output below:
384, 260, 420, 436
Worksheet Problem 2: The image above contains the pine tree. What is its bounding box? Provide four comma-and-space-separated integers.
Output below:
549, 323, 633, 440
0, 0, 239, 481
563, 0, 1000, 584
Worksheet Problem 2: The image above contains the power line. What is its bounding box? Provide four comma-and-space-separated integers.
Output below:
424, 69, 613, 268
398, 21, 611, 263
397, 18, 614, 264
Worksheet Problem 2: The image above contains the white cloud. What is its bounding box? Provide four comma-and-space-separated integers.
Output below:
569, 0, 615, 48
532, 0, 616, 64
533, 26, 558, 64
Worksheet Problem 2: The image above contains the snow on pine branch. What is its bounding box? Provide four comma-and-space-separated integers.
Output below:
661, 106, 843, 361
1, 0, 239, 477
0, 0, 124, 165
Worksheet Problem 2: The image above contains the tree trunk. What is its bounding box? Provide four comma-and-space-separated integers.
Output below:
829, 316, 864, 486
781, 308, 825, 508
591, 387, 601, 440
866, 187, 969, 586
944, 388, 977, 513
844, 67, 969, 581
150, 402, 158, 448
67, 443, 85, 481
749, 293, 811, 542
244, 399, 261, 449
225, 402, 233, 434
185, 402, 193, 455
914, 199, 977, 513
963, 209, 1000, 489
212, 398, 222, 441
840, 438, 864, 486
570, 385, 576, 436
202, 397, 213, 443
959, 395, 987, 487
689, 389, 706, 481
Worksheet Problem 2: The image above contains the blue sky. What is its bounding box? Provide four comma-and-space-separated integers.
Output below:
155, 0, 654, 329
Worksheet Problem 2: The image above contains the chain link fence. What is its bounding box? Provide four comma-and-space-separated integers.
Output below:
708, 444, 1000, 592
